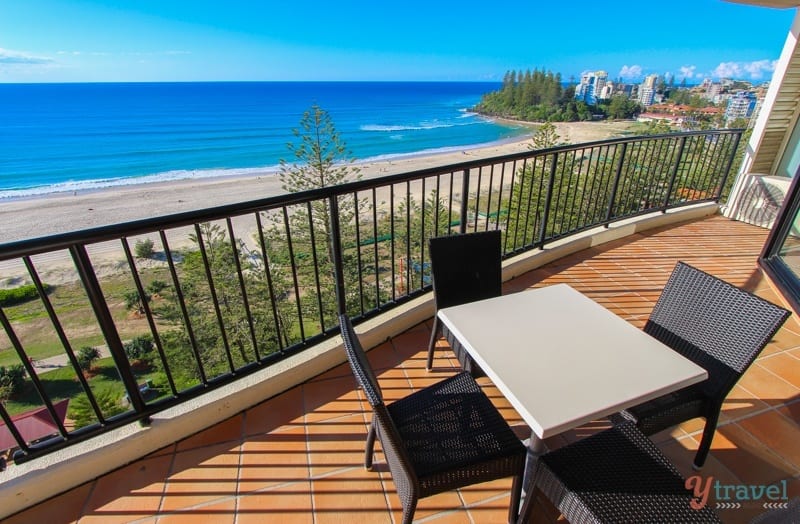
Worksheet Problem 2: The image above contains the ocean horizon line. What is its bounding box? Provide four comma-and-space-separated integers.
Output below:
0, 79, 505, 86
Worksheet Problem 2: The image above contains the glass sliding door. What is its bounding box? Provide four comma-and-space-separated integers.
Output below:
761, 165, 800, 312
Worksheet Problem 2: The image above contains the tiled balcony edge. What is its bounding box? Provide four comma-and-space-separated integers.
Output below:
0, 201, 721, 519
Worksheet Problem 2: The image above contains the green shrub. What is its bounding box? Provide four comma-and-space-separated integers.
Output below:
134, 238, 155, 258
124, 290, 151, 313
68, 390, 126, 429
0, 283, 49, 307
77, 346, 100, 372
124, 335, 155, 362
147, 280, 168, 294
0, 365, 26, 401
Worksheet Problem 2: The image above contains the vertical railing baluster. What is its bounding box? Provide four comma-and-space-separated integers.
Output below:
161, 231, 207, 385
520, 157, 536, 248
305, 202, 326, 333
329, 194, 347, 316
226, 217, 260, 362
498, 160, 510, 245
353, 192, 366, 316
555, 149, 572, 235
70, 244, 147, 415
194, 224, 236, 374
405, 180, 412, 293
255, 212, 286, 353
389, 184, 396, 301
371, 188, 380, 309
459, 168, 470, 234
433, 175, 441, 235
538, 152, 559, 248
447, 173, 455, 232
509, 158, 524, 250
474, 166, 483, 233
563, 149, 579, 232
486, 163, 496, 232
646, 138, 669, 208
663, 135, 689, 211
604, 142, 628, 225
282, 206, 305, 342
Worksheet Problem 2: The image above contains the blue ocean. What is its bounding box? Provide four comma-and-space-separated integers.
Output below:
0, 82, 527, 199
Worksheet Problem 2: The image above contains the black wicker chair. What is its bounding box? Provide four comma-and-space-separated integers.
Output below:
426, 230, 502, 372
619, 262, 790, 469
519, 421, 722, 523
339, 315, 525, 524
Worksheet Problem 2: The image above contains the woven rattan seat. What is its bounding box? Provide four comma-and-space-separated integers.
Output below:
520, 421, 722, 523
426, 230, 502, 373
340, 314, 525, 524
619, 262, 790, 469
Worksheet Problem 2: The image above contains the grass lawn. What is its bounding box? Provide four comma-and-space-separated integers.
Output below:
0, 268, 169, 367
4, 356, 163, 417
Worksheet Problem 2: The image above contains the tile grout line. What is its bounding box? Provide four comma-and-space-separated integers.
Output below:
232, 410, 247, 524
153, 445, 178, 523
302, 382, 317, 524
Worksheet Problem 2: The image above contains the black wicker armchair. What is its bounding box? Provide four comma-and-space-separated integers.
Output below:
619, 262, 790, 469
426, 230, 502, 372
339, 315, 525, 524
519, 421, 722, 523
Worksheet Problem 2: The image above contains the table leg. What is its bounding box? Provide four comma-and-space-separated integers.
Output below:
517, 432, 546, 524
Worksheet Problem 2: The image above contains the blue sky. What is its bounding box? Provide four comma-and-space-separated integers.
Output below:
0, 0, 796, 83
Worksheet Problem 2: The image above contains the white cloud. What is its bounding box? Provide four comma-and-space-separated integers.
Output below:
619, 65, 642, 80
712, 60, 777, 80
679, 65, 697, 79
0, 47, 52, 65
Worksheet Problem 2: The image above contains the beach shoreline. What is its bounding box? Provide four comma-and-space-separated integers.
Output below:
0, 134, 537, 244
0, 120, 636, 285
0, 120, 636, 243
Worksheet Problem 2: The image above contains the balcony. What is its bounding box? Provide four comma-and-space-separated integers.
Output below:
1, 130, 798, 522
3, 213, 798, 523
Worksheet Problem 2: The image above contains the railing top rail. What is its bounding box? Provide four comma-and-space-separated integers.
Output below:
0, 129, 745, 260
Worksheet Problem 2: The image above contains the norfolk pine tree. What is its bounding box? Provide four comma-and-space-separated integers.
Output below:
263, 105, 369, 334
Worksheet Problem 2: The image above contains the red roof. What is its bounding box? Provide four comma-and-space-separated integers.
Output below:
0, 399, 69, 451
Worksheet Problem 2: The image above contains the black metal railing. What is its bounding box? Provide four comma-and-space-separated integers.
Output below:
0, 129, 743, 462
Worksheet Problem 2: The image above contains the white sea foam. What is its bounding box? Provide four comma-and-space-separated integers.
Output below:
0, 165, 281, 200
360, 120, 476, 132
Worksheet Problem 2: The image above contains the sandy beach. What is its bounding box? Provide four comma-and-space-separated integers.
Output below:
0, 120, 635, 284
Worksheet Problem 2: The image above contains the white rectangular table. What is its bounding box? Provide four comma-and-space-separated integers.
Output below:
437, 283, 708, 454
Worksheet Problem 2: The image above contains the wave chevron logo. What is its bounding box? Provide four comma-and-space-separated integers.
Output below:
762, 502, 790, 510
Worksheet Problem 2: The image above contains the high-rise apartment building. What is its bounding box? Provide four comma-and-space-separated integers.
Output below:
638, 74, 659, 106
574, 70, 609, 105
725, 91, 757, 121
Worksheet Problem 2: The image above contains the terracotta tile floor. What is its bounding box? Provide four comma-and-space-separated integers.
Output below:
6, 214, 800, 523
